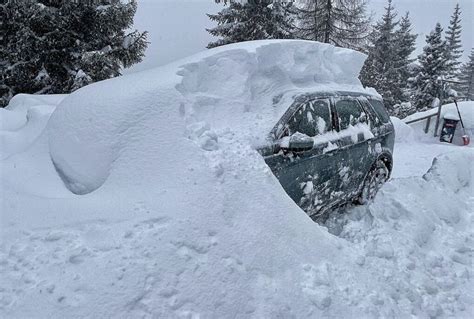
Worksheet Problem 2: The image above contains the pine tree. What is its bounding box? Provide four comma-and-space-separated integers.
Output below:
0, 0, 148, 107
394, 12, 417, 100
445, 3, 463, 79
207, 0, 295, 49
458, 49, 474, 100
359, 3, 417, 110
411, 23, 449, 111
295, 0, 371, 51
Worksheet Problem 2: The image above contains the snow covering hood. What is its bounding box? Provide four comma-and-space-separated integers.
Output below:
48, 40, 370, 195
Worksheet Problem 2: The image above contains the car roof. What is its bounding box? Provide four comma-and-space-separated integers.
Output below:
270, 90, 382, 139
294, 90, 381, 101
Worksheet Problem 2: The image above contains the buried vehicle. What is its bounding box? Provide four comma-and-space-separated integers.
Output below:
259, 91, 394, 218
47, 39, 393, 215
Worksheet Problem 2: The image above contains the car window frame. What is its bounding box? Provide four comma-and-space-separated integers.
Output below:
365, 97, 391, 124
277, 97, 334, 139
357, 97, 382, 128
332, 96, 370, 132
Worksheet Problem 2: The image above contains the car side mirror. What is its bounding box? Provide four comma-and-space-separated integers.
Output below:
280, 132, 314, 152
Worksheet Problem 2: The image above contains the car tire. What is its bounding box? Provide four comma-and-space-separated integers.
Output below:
357, 159, 389, 205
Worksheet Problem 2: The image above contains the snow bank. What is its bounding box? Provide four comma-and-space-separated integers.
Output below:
423, 152, 473, 192
5, 93, 66, 114
48, 40, 368, 195
325, 151, 474, 318
2, 138, 473, 318
0, 108, 26, 131
0, 94, 65, 131
390, 116, 415, 143
3, 40, 473, 318
0, 94, 66, 159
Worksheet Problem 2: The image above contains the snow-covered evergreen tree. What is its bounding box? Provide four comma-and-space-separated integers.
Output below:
359, 0, 398, 111
445, 3, 463, 80
359, 1, 416, 117
411, 23, 449, 111
295, 0, 371, 51
207, 0, 295, 49
394, 12, 417, 98
0, 0, 147, 107
458, 48, 474, 100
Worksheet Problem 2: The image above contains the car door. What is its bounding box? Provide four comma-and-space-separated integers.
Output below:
332, 96, 374, 200
361, 97, 395, 154
263, 98, 341, 216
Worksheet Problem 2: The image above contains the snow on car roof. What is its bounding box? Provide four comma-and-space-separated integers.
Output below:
48, 40, 372, 195
3, 41, 474, 318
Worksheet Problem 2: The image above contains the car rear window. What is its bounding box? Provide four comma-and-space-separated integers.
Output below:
368, 99, 390, 123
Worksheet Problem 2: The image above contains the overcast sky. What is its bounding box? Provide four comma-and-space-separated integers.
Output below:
126, 0, 473, 74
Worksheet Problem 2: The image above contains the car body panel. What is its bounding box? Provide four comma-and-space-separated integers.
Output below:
259, 91, 395, 217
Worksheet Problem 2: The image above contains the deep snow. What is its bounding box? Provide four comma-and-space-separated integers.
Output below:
1, 41, 473, 318
47, 40, 369, 195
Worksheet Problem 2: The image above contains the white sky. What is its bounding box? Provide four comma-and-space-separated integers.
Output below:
126, 0, 473, 74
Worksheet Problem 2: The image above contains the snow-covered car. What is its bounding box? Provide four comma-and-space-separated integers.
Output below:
2, 40, 474, 319
259, 91, 394, 218
43, 40, 394, 217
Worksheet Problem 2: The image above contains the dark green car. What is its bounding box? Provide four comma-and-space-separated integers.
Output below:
259, 91, 395, 219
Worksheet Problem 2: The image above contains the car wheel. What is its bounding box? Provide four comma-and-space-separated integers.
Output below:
357, 159, 389, 204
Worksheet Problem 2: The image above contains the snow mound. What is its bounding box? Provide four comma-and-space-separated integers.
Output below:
1, 94, 65, 131
390, 116, 415, 143
325, 151, 474, 317
0, 108, 26, 132
423, 152, 473, 192
0, 94, 65, 160
2, 41, 474, 318
47, 40, 368, 195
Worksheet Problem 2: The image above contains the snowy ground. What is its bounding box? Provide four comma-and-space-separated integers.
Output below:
1, 41, 473, 318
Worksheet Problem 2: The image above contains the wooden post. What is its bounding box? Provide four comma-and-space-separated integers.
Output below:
424, 116, 431, 133
433, 80, 445, 137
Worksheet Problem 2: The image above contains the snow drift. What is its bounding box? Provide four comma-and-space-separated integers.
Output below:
390, 116, 415, 143
0, 94, 66, 160
47, 40, 367, 195
1, 40, 473, 318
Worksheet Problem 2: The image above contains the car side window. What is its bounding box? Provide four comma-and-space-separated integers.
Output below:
286, 99, 331, 137
367, 99, 391, 124
335, 98, 367, 130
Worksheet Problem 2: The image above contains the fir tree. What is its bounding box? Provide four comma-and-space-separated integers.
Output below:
359, 2, 417, 114
394, 12, 417, 100
295, 0, 371, 51
458, 49, 474, 100
411, 23, 449, 111
445, 3, 463, 79
207, 0, 295, 49
359, 0, 400, 113
0, 0, 147, 107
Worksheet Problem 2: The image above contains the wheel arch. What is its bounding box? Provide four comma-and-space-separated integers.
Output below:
377, 150, 393, 177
